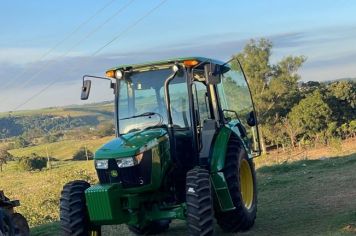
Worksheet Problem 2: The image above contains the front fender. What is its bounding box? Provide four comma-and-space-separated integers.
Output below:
210, 126, 232, 173
209, 126, 234, 212
209, 124, 247, 212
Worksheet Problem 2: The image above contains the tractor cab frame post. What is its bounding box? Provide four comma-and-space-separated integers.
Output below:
163, 64, 180, 163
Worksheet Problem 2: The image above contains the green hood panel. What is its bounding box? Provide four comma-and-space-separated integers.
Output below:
95, 128, 168, 159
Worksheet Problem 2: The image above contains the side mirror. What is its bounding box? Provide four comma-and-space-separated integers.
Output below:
247, 111, 256, 126
81, 80, 91, 100
204, 63, 221, 84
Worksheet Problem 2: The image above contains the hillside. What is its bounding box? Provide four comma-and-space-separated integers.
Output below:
9, 136, 113, 161
0, 101, 114, 139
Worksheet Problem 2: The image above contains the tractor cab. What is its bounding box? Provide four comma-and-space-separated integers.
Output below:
82, 57, 260, 165
61, 57, 260, 236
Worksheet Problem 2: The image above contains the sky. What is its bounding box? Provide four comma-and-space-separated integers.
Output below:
0, 0, 356, 112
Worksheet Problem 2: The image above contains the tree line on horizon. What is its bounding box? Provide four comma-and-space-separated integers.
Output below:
233, 38, 356, 153
0, 38, 355, 156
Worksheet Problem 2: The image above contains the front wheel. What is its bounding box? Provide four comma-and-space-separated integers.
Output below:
215, 136, 257, 232
186, 167, 214, 236
60, 180, 101, 236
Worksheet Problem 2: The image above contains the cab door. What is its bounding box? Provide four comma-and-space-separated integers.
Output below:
217, 58, 261, 157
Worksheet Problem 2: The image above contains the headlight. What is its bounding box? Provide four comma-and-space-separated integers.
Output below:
95, 160, 108, 169
116, 153, 144, 168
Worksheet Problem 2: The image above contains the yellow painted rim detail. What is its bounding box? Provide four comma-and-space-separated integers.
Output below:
240, 159, 254, 210
90, 231, 98, 236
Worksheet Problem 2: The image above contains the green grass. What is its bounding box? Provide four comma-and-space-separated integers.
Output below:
30, 222, 60, 236
245, 154, 356, 236
9, 137, 113, 160
2, 153, 356, 235
0, 161, 97, 227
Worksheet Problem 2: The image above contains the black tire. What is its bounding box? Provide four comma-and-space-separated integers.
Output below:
127, 220, 170, 235
60, 180, 100, 236
215, 136, 257, 232
12, 213, 29, 236
186, 167, 214, 236
0, 208, 14, 236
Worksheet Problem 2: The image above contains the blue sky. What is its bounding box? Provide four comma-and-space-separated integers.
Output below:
0, 0, 356, 111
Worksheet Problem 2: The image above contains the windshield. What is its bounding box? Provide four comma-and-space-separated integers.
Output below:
118, 68, 190, 134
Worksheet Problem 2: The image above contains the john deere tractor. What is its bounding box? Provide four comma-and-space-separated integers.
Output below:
60, 57, 261, 235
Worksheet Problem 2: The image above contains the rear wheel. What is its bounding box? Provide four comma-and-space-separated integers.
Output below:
12, 213, 29, 236
215, 136, 257, 232
127, 220, 170, 235
0, 208, 14, 236
186, 167, 214, 236
60, 180, 101, 236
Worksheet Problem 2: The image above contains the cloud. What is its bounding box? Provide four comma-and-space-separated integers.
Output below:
1, 24, 356, 111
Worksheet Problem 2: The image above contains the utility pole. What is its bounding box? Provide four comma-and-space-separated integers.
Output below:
85, 145, 89, 162
46, 146, 51, 169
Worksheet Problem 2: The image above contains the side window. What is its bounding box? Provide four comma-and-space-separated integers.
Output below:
217, 60, 261, 156
193, 82, 211, 125
160, 77, 191, 128
221, 70, 254, 122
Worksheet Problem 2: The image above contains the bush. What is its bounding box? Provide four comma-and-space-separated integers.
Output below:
17, 153, 47, 171
72, 147, 93, 161
13, 136, 31, 148
42, 134, 58, 143
329, 137, 342, 154
0, 147, 13, 171
96, 122, 115, 137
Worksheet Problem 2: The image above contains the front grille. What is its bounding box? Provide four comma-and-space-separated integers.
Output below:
96, 150, 152, 188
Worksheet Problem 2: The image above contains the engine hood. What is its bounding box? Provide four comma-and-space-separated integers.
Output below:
95, 128, 168, 159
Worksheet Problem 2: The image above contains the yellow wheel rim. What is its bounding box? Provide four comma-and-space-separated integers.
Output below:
240, 159, 254, 210
89, 231, 98, 236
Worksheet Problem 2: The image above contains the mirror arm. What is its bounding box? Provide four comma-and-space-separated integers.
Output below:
82, 75, 113, 83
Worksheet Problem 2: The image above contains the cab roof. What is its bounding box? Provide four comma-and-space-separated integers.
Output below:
106, 56, 228, 73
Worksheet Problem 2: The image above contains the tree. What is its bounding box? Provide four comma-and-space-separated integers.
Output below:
13, 136, 30, 148
0, 147, 12, 172
72, 147, 94, 161
349, 120, 356, 138
96, 122, 115, 137
288, 90, 332, 144
234, 38, 306, 152
16, 153, 47, 171
326, 81, 356, 123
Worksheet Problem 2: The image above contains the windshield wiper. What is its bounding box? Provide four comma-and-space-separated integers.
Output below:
120, 112, 157, 120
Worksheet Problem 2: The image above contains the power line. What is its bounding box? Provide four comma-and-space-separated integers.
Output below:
1, 0, 116, 90
12, 0, 168, 111
1, 0, 135, 106
19, 0, 135, 89
6, 0, 134, 92
92, 0, 168, 55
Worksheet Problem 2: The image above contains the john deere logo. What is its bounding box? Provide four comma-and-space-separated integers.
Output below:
110, 170, 118, 177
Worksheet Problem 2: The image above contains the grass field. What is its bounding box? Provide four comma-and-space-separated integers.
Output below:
0, 161, 97, 227
14, 153, 356, 236
9, 136, 113, 160
1, 140, 355, 235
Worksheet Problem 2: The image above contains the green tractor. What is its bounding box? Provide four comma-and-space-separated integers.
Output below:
60, 57, 261, 235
